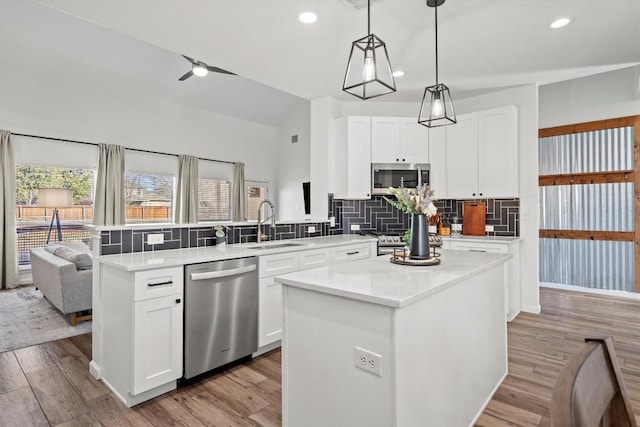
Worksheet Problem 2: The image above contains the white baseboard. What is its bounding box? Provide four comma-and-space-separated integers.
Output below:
521, 304, 541, 314
540, 282, 640, 300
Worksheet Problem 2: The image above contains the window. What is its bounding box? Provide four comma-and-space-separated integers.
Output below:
125, 172, 174, 223
246, 181, 268, 221
15, 165, 94, 265
198, 178, 231, 221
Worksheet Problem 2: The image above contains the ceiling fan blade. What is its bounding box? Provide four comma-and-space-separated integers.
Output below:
207, 66, 236, 75
178, 70, 194, 81
181, 54, 196, 65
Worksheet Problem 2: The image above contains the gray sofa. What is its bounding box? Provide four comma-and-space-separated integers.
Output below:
30, 243, 93, 326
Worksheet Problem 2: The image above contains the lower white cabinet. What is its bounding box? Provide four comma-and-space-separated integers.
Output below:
445, 239, 521, 321
257, 243, 374, 350
133, 294, 183, 395
100, 265, 183, 406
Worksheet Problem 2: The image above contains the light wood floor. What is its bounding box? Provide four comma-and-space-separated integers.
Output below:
2, 287, 640, 426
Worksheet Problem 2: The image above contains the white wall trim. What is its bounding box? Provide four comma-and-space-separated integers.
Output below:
540, 281, 640, 301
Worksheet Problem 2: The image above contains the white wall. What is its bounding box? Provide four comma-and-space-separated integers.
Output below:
276, 100, 311, 220
539, 65, 640, 128
0, 63, 280, 211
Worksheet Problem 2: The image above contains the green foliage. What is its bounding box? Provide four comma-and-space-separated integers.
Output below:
403, 229, 411, 247
15, 166, 93, 205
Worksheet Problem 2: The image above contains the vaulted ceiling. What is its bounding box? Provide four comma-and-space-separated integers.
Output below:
4, 0, 640, 125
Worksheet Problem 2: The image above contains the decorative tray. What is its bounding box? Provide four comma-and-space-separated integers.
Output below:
390, 249, 441, 266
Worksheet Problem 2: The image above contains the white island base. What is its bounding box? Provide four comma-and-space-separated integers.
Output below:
277, 250, 509, 427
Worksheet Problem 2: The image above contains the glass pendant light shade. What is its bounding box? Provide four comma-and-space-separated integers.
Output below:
343, 34, 396, 100
418, 83, 456, 127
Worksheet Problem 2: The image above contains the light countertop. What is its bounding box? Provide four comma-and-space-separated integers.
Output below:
442, 235, 521, 243
96, 234, 376, 271
275, 249, 511, 308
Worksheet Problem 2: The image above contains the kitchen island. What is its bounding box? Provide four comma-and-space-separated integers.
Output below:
275, 249, 511, 427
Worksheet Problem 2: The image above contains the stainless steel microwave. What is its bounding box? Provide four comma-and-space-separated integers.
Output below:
371, 163, 430, 195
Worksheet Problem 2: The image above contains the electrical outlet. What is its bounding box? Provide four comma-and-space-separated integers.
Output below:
354, 347, 382, 376
485, 225, 494, 232
147, 233, 164, 245
308, 226, 316, 233
329, 216, 336, 227
350, 224, 360, 231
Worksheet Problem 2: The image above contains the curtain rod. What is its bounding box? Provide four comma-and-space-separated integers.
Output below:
11, 132, 236, 166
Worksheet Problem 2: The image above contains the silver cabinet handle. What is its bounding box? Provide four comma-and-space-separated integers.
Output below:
469, 249, 487, 253
190, 264, 256, 281
347, 251, 360, 255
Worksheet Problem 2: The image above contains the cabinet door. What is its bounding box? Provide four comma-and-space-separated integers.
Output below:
133, 295, 183, 394
477, 106, 518, 197
446, 113, 478, 199
427, 126, 447, 197
347, 117, 372, 199
259, 277, 282, 347
399, 118, 429, 164
371, 117, 400, 163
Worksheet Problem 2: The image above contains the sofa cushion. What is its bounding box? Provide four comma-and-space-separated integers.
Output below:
49, 245, 93, 270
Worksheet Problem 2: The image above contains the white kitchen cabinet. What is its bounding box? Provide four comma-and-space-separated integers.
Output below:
447, 239, 521, 321
99, 265, 183, 406
371, 117, 429, 164
257, 243, 374, 350
427, 125, 447, 197
445, 105, 518, 198
133, 294, 183, 394
330, 242, 372, 263
371, 117, 400, 163
333, 116, 372, 199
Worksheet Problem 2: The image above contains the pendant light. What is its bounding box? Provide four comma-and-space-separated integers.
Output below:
342, 0, 396, 100
418, 0, 456, 127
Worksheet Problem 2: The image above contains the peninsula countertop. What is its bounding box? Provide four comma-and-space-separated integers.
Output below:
274, 249, 511, 308
95, 234, 376, 271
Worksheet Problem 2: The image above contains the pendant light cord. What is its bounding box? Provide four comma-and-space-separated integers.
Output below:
367, 0, 371, 35
434, 2, 439, 84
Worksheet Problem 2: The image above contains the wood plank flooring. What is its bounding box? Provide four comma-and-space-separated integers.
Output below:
2, 287, 640, 426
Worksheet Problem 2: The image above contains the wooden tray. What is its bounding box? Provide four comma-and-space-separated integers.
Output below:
390, 249, 441, 266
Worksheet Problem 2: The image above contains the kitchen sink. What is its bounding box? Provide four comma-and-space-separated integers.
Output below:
248, 243, 304, 250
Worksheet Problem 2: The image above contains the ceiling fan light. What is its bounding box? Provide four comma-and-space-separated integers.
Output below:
193, 65, 208, 77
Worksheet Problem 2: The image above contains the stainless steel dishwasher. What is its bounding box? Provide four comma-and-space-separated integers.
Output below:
183, 256, 258, 379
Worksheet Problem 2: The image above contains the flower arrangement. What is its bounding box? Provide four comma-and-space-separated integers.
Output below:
384, 183, 437, 217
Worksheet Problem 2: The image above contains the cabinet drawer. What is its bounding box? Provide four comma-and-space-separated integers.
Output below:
299, 248, 330, 271
450, 242, 509, 254
259, 252, 299, 278
331, 243, 371, 264
134, 266, 184, 302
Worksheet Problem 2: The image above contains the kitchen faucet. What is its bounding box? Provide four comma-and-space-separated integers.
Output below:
257, 199, 275, 243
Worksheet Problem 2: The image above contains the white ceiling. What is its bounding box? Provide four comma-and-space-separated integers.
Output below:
6, 0, 640, 125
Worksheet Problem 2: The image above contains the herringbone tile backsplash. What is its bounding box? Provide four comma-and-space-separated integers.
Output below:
329, 195, 519, 237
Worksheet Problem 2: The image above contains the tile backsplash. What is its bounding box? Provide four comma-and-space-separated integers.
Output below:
329, 195, 519, 237
99, 222, 330, 256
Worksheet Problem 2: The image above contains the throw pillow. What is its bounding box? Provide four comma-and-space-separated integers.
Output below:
53, 246, 93, 271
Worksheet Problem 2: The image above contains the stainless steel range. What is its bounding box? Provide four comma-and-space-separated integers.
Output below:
373, 231, 443, 256
375, 233, 405, 256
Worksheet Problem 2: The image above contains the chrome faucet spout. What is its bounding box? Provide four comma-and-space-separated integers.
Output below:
257, 199, 276, 243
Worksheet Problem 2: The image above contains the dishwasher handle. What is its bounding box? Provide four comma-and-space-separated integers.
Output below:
190, 264, 256, 281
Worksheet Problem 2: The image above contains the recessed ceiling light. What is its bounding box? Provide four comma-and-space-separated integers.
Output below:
299, 12, 317, 23
393, 70, 405, 78
550, 18, 571, 29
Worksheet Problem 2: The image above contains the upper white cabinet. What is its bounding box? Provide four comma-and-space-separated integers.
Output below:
333, 117, 372, 199
371, 117, 429, 164
446, 105, 518, 198
427, 126, 448, 198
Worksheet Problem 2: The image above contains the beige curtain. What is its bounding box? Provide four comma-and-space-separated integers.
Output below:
232, 162, 246, 222
0, 130, 19, 289
175, 155, 199, 224
93, 144, 125, 226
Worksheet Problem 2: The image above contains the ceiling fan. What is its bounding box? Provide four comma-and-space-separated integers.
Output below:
179, 55, 236, 81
